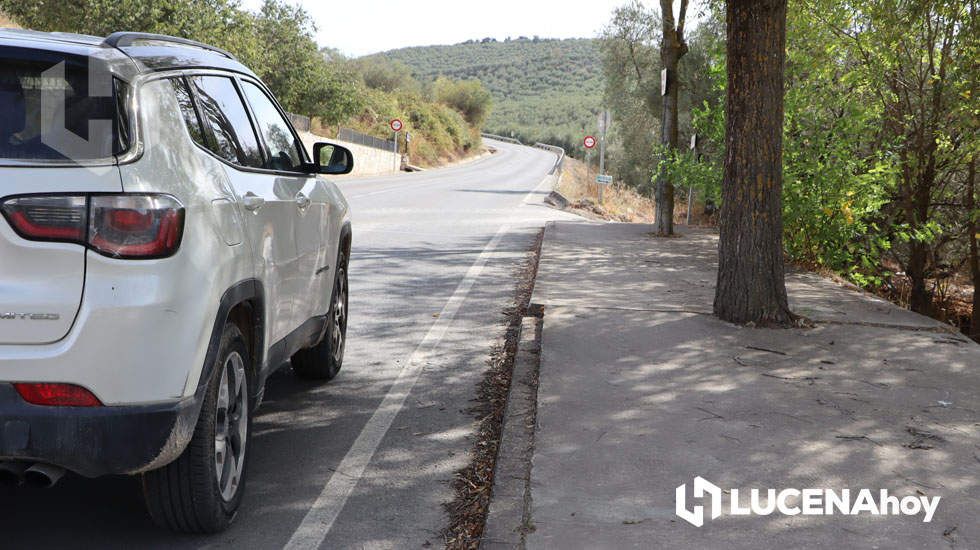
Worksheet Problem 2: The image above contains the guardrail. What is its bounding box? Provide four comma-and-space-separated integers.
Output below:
480, 132, 523, 145
338, 128, 396, 152
534, 142, 566, 175
479, 133, 565, 175
287, 112, 312, 133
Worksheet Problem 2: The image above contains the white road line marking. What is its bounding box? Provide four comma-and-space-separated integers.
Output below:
282, 169, 557, 550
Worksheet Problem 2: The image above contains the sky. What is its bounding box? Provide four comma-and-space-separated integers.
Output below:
240, 0, 668, 57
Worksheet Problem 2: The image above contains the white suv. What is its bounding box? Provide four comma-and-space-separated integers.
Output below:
0, 30, 353, 532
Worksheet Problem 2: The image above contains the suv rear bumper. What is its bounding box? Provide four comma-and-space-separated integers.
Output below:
0, 383, 200, 477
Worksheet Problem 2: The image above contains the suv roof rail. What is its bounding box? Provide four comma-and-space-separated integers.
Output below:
103, 32, 237, 61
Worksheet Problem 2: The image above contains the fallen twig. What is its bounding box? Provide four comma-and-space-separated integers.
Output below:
835, 434, 882, 446
745, 345, 788, 356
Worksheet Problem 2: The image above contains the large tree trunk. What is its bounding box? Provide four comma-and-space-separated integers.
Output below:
653, 0, 688, 236
713, 0, 794, 326
968, 157, 979, 340
907, 242, 932, 314
907, 139, 939, 315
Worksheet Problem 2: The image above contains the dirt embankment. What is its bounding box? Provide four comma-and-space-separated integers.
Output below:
555, 156, 717, 225
1, 12, 21, 28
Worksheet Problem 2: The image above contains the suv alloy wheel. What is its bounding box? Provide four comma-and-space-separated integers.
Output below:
141, 323, 252, 533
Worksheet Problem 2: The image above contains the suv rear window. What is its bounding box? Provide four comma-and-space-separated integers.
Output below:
188, 75, 264, 169
0, 48, 129, 162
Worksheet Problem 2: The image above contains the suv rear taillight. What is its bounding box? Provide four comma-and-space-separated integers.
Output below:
14, 383, 103, 407
0, 195, 87, 243
1, 194, 184, 259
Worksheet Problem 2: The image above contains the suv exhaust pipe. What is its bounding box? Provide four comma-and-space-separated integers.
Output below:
0, 462, 29, 486
23, 463, 66, 488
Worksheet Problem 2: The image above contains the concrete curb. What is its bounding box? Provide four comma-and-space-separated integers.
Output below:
480, 314, 541, 549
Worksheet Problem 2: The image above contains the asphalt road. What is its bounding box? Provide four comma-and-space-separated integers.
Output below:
0, 140, 582, 549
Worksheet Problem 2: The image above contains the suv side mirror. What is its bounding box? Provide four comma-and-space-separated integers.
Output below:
312, 142, 354, 175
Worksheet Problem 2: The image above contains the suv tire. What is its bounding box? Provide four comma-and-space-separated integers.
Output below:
141, 323, 252, 533
292, 249, 348, 381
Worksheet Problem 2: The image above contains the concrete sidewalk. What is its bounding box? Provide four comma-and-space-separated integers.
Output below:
522, 222, 979, 549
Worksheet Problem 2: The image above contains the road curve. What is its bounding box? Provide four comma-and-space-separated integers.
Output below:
0, 140, 583, 549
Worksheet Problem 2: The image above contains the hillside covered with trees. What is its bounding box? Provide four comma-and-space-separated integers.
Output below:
373, 37, 603, 152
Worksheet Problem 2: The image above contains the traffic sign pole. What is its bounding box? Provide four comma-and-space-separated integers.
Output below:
390, 119, 403, 171
586, 149, 590, 185
583, 135, 597, 192
598, 111, 608, 204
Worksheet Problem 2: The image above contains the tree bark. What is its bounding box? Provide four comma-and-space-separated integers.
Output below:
713, 0, 794, 326
907, 242, 932, 314
653, 0, 688, 236
968, 156, 979, 340
898, 6, 955, 316
907, 107, 941, 315
905, 169, 933, 313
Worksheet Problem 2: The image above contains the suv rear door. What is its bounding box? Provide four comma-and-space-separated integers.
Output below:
238, 79, 329, 325
0, 45, 129, 345
183, 74, 301, 345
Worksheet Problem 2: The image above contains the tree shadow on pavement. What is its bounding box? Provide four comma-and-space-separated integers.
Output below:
525, 223, 979, 550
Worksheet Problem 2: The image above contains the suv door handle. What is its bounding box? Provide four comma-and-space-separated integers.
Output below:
295, 192, 311, 209
242, 192, 265, 211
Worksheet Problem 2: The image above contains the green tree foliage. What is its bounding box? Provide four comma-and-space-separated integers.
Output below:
2, 0, 485, 164
599, 1, 660, 190
373, 37, 603, 149
353, 57, 421, 94
675, 1, 979, 315
345, 86, 480, 166
0, 0, 361, 124
599, 2, 722, 190
821, 0, 977, 313
432, 77, 492, 127
245, 1, 360, 125
780, 3, 896, 285
341, 62, 483, 166
0, 0, 246, 40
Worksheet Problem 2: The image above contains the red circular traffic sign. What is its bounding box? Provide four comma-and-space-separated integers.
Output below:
390, 119, 403, 132
584, 135, 597, 149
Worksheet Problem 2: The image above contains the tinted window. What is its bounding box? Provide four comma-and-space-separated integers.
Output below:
0, 49, 128, 161
241, 81, 304, 172
188, 76, 262, 168
169, 77, 207, 148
